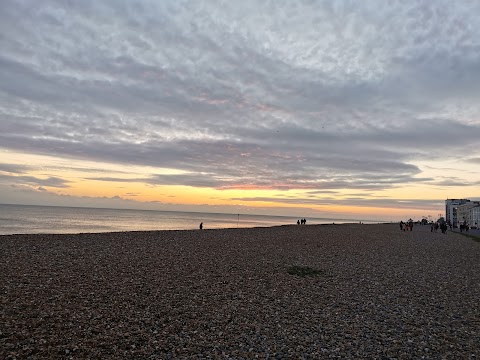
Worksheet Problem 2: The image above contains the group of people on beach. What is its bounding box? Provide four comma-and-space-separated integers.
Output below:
399, 220, 413, 231
430, 220, 474, 234
430, 222, 449, 234
297, 219, 307, 225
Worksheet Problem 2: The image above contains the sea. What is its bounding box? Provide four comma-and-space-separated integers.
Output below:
0, 204, 382, 235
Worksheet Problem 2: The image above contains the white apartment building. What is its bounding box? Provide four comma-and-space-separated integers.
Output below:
458, 203, 480, 228
445, 199, 470, 226
472, 206, 480, 228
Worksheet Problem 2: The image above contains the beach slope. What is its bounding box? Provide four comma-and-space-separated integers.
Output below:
1, 224, 479, 358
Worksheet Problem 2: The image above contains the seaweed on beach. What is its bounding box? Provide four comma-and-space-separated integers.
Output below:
287, 265, 324, 277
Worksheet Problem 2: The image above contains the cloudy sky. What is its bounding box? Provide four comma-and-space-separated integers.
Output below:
1, 0, 479, 220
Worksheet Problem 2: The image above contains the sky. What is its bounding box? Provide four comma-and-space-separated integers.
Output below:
1, 0, 479, 221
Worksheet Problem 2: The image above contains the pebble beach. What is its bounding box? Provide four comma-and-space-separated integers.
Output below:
1, 223, 479, 359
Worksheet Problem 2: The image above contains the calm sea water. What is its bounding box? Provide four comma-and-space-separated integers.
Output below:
0, 204, 380, 235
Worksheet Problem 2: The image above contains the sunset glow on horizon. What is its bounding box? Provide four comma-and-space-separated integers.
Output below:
2, 148, 478, 221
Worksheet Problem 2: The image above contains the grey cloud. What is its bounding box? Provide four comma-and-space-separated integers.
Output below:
306, 190, 339, 195
50, 165, 132, 174
84, 177, 139, 183
1, 1, 480, 196
85, 169, 433, 191
230, 196, 445, 211
0, 115, 470, 191
150, 174, 227, 188
343, 193, 375, 197
86, 174, 228, 188
431, 179, 480, 187
0, 163, 31, 174
0, 173, 70, 188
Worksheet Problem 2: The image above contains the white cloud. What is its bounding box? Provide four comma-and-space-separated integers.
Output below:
0, 0, 479, 197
